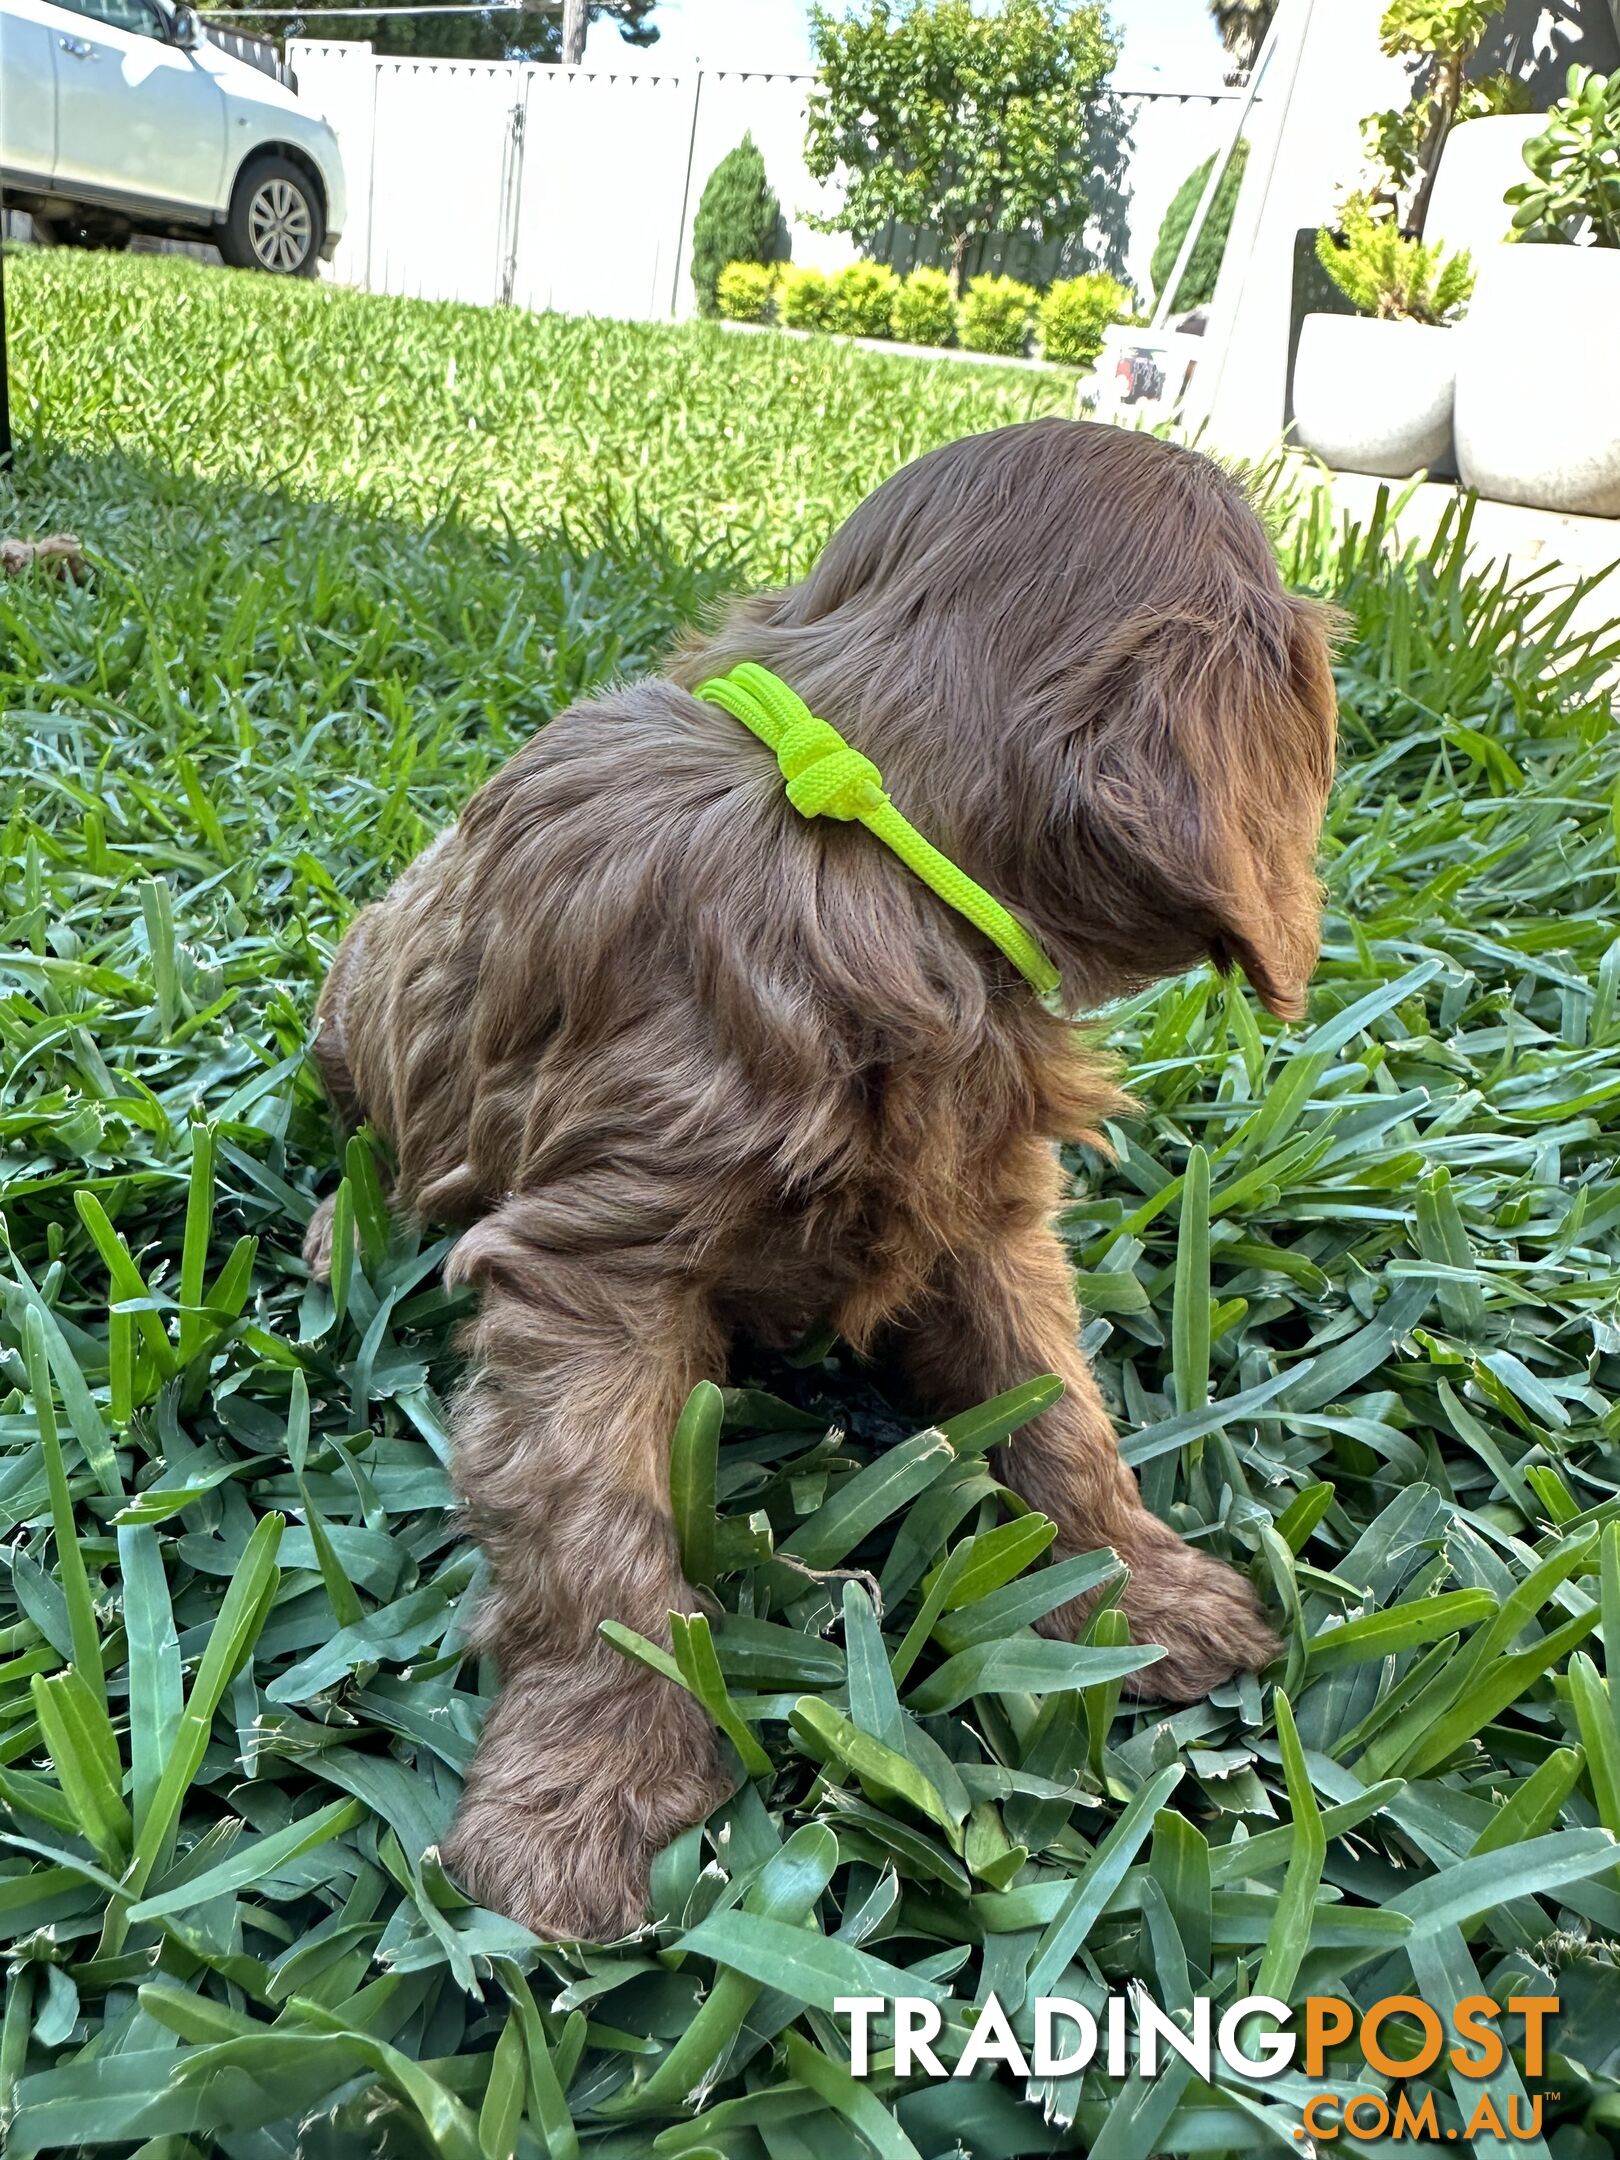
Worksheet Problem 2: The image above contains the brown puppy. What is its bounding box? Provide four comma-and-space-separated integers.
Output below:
304, 419, 1338, 1941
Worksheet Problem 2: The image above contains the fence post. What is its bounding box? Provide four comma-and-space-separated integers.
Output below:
498, 81, 528, 306
363, 53, 379, 293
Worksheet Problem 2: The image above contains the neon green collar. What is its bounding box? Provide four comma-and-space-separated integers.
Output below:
694, 662, 1060, 997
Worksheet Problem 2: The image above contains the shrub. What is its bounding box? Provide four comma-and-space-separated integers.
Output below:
1506, 64, 1620, 247
890, 265, 956, 345
1151, 139, 1249, 313
777, 264, 837, 331
690, 135, 781, 319
1314, 191, 1474, 323
957, 274, 1039, 357
825, 261, 900, 337
1038, 271, 1132, 366
1366, 0, 1507, 222
715, 260, 777, 323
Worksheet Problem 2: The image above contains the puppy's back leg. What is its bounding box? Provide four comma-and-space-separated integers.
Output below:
440, 1190, 735, 1940
891, 1147, 1277, 1702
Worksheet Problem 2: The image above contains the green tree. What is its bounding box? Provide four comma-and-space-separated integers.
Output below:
224, 0, 657, 66
1363, 0, 1510, 233
805, 0, 1118, 296
1150, 139, 1248, 313
690, 136, 783, 319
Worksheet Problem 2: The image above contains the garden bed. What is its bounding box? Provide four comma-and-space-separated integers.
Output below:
2, 250, 1619, 2159
717, 314, 1077, 376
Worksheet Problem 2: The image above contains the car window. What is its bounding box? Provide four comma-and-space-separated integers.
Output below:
51, 0, 167, 38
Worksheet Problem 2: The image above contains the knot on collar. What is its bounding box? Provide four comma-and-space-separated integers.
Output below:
775, 715, 888, 820
691, 661, 1061, 999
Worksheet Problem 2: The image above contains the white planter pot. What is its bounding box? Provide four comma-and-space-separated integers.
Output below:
1291, 314, 1456, 478
1424, 114, 1546, 266
1454, 244, 1620, 517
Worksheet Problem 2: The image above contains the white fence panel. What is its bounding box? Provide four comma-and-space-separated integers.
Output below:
511, 69, 697, 321
286, 39, 376, 289
367, 58, 524, 305
285, 43, 1245, 326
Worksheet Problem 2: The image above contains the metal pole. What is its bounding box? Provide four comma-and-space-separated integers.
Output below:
670, 67, 704, 318
1185, 0, 1322, 440
1149, 11, 1283, 331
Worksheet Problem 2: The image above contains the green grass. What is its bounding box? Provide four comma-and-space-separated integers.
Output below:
2, 249, 1620, 2158
6, 251, 1071, 582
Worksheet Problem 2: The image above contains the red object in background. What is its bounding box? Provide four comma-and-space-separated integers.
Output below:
1115, 345, 1168, 407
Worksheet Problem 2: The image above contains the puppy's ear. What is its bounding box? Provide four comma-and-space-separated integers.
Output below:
1062, 601, 1338, 1020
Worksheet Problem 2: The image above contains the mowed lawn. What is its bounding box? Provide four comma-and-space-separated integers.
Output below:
1, 249, 1619, 2159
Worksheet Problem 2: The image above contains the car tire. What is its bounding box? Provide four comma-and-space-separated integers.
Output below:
221, 155, 324, 277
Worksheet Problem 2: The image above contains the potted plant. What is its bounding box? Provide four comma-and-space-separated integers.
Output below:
1452, 66, 1620, 516
1361, 0, 1517, 233
1291, 194, 1474, 477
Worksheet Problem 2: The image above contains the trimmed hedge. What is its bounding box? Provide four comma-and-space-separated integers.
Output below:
715, 256, 1121, 370
958, 273, 1040, 357
1038, 271, 1132, 367
826, 260, 901, 337
714, 261, 777, 323
890, 265, 956, 345
777, 264, 838, 331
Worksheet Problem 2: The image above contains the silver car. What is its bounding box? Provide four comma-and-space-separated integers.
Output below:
1, 0, 345, 273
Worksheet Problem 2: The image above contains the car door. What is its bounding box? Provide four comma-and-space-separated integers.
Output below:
0, 0, 61, 184
45, 0, 226, 213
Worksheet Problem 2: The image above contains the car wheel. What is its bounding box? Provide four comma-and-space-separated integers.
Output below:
222, 156, 323, 277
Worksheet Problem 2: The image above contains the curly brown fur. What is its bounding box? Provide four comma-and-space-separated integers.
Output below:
305, 419, 1339, 1939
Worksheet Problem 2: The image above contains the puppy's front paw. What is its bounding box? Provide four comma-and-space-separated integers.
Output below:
447, 1800, 636, 1942
1118, 1521, 1279, 1701
445, 1692, 733, 1940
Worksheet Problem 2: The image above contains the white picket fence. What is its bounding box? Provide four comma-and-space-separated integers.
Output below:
288, 40, 1250, 324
